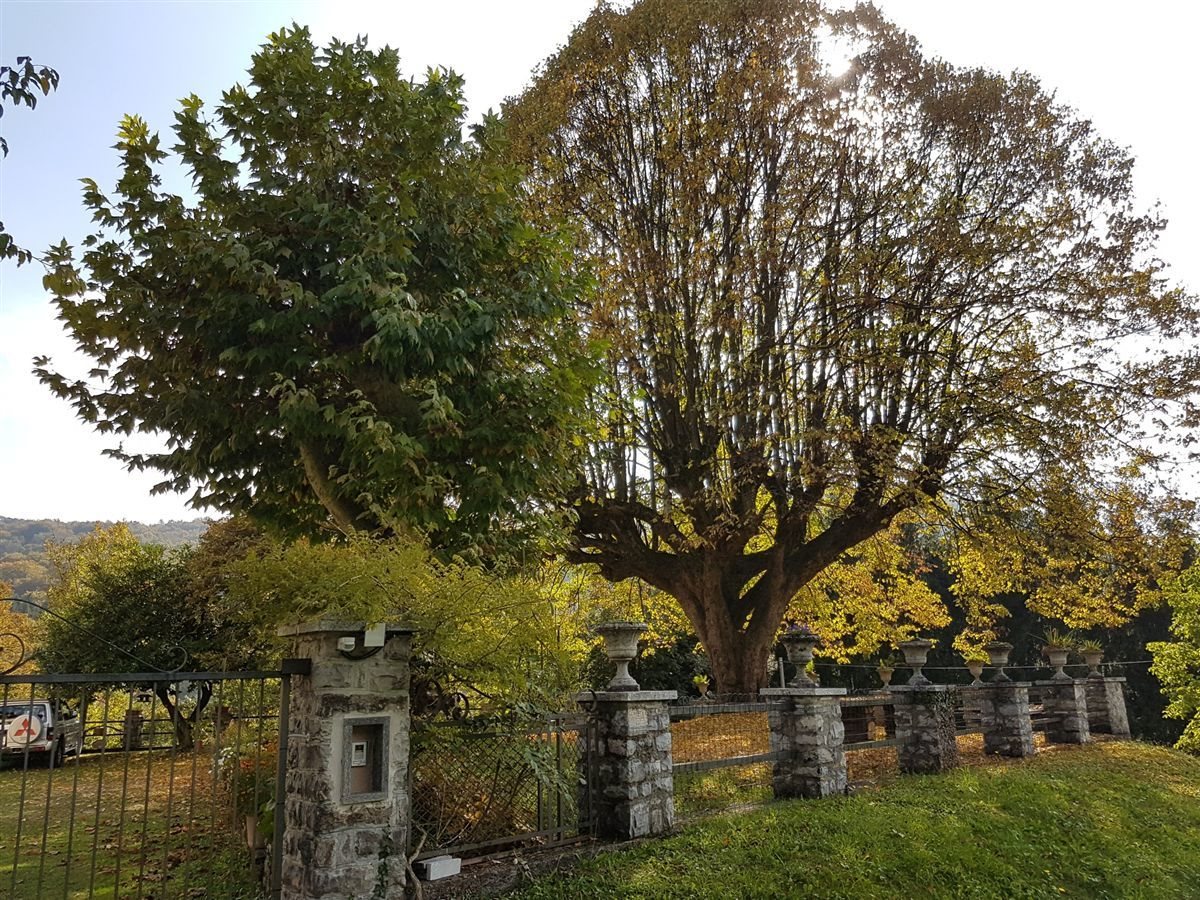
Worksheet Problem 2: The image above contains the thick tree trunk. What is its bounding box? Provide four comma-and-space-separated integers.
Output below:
702, 626, 776, 695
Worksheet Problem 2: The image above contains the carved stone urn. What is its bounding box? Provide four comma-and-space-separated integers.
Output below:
780, 631, 821, 687
984, 641, 1013, 683
1082, 649, 1104, 678
594, 622, 647, 691
876, 665, 895, 687
966, 660, 985, 687
1044, 645, 1072, 681
897, 639, 933, 686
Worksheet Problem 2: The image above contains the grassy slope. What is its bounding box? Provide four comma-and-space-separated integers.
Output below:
515, 742, 1200, 900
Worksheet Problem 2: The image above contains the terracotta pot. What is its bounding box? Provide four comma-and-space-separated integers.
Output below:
594, 622, 647, 691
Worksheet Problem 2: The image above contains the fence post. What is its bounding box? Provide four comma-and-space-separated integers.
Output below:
276, 621, 413, 900
890, 685, 959, 774
1084, 676, 1131, 738
1035, 677, 1091, 745
759, 686, 847, 798
580, 689, 677, 840
976, 683, 1035, 758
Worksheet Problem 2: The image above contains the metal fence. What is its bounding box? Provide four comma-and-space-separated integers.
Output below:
0, 669, 290, 900
409, 714, 593, 862
669, 696, 777, 820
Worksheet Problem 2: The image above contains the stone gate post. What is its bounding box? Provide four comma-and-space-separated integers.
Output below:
1085, 677, 1132, 737
277, 621, 413, 900
890, 685, 959, 774
580, 689, 677, 840
759, 687, 847, 798
1036, 678, 1091, 745
977, 682, 1036, 758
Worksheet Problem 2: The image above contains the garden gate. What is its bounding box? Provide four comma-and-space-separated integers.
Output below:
0, 663, 307, 899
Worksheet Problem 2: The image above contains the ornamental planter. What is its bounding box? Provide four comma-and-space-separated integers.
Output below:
897, 639, 933, 686
966, 661, 985, 686
594, 622, 647, 691
1082, 649, 1104, 678
780, 633, 821, 687
1044, 646, 1072, 681
877, 665, 895, 687
984, 641, 1013, 683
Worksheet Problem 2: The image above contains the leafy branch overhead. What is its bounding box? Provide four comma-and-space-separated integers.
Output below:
36, 27, 595, 556
1, 56, 59, 264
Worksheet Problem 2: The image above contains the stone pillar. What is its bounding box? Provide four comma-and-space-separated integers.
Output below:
582, 690, 676, 840
760, 687, 847, 798
890, 686, 959, 774
1036, 679, 1091, 745
277, 621, 412, 900
977, 682, 1035, 758
1085, 677, 1131, 738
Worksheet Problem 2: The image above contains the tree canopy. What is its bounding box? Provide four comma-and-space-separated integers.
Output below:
37, 27, 594, 555
505, 0, 1200, 689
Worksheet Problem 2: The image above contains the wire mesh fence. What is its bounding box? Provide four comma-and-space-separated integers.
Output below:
0, 671, 285, 900
669, 697, 776, 820
409, 714, 592, 861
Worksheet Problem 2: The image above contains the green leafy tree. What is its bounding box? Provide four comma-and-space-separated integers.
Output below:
1, 56, 59, 264
505, 0, 1200, 690
1150, 561, 1200, 752
38, 525, 238, 748
37, 27, 593, 555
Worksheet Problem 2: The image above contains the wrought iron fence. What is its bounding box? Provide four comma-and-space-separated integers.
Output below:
0, 669, 291, 900
409, 713, 592, 862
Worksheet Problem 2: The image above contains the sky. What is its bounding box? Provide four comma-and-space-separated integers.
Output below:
1, 0, 1197, 524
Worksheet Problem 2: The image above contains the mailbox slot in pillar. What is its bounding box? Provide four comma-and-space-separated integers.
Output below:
342, 716, 389, 803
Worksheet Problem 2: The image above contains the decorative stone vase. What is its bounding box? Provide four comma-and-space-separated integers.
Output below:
780, 633, 821, 687
984, 641, 1013, 683
966, 660, 985, 686
877, 665, 895, 687
1082, 649, 1104, 678
897, 639, 933, 685
594, 622, 647, 691
696, 679, 711, 700
1044, 646, 1072, 681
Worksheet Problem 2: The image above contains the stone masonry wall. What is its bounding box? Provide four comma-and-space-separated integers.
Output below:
761, 687, 846, 798
1037, 679, 1091, 745
280, 625, 411, 900
891, 686, 959, 774
977, 683, 1035, 758
1085, 677, 1131, 738
585, 691, 676, 841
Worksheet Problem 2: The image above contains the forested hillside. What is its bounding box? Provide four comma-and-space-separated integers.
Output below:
0, 516, 209, 600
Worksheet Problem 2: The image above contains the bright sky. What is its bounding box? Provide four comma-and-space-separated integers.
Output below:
1, 0, 1197, 523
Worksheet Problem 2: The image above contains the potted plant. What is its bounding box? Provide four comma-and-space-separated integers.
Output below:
594, 621, 648, 691
692, 673, 711, 700
1042, 627, 1077, 681
983, 641, 1014, 683
1078, 638, 1105, 678
897, 638, 934, 685
779, 624, 821, 687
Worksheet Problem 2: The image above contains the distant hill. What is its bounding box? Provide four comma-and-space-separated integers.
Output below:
0, 516, 211, 601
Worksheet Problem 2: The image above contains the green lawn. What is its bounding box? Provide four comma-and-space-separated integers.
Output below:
514, 742, 1200, 900
0, 749, 262, 899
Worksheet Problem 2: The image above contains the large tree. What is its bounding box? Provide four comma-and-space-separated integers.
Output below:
37, 28, 593, 554
505, 0, 1200, 690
